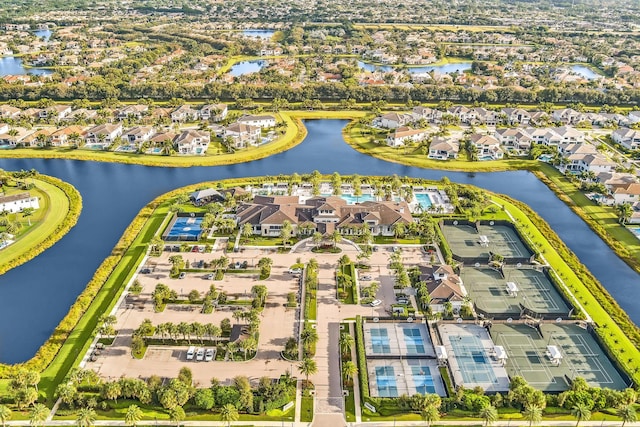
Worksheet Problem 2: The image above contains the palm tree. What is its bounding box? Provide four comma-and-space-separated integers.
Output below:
616, 203, 633, 224
0, 405, 11, 427
339, 333, 355, 356
479, 405, 498, 427
29, 404, 50, 427
312, 231, 323, 249
169, 406, 185, 427
522, 404, 543, 427
342, 361, 358, 385
300, 327, 318, 353
124, 404, 143, 427
298, 358, 318, 384
571, 403, 591, 427
76, 407, 96, 427
220, 403, 239, 427
617, 404, 637, 427
330, 230, 342, 248
421, 405, 440, 427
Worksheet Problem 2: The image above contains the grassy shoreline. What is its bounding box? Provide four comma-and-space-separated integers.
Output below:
0, 174, 81, 276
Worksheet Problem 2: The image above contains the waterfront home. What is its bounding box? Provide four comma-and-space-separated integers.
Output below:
84, 123, 123, 148
386, 126, 428, 147
49, 125, 86, 147
174, 129, 210, 155
494, 128, 532, 154
0, 192, 39, 213
237, 114, 276, 128
469, 134, 504, 159
0, 127, 35, 147
377, 112, 413, 129
0, 105, 22, 120
606, 182, 640, 205
124, 126, 155, 147
224, 123, 261, 148
39, 105, 72, 121
428, 138, 459, 160
412, 106, 442, 123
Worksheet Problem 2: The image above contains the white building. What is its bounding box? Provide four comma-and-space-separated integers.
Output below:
0, 192, 39, 214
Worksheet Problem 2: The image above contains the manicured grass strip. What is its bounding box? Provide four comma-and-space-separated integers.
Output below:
300, 396, 314, 423
0, 175, 81, 276
343, 119, 540, 172
490, 192, 640, 385
535, 163, 640, 272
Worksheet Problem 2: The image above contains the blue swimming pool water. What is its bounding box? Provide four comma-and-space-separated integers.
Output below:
629, 227, 640, 241
375, 366, 398, 397
413, 193, 432, 208
370, 328, 391, 354
411, 366, 436, 394
321, 193, 375, 204
166, 217, 203, 239
403, 328, 426, 354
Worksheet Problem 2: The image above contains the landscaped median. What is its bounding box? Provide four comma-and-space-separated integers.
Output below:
0, 174, 81, 276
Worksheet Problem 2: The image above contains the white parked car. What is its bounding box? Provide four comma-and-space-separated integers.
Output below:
205, 348, 214, 362
195, 348, 205, 361
288, 268, 302, 275
186, 346, 196, 360
370, 299, 382, 307
360, 275, 372, 281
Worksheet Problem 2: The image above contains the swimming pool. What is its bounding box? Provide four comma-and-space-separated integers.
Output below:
629, 227, 640, 242
413, 193, 432, 209
411, 366, 436, 394
165, 217, 203, 241
375, 366, 398, 397
321, 193, 375, 204
370, 328, 391, 354
403, 327, 426, 354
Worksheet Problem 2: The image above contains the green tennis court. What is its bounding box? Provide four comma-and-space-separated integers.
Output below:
490, 323, 628, 392
461, 267, 570, 316
442, 223, 532, 260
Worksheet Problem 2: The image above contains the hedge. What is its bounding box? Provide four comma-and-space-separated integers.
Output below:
0, 174, 82, 276
354, 315, 369, 400
435, 222, 453, 264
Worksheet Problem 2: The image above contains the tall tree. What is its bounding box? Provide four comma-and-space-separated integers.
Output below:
76, 407, 96, 427
479, 405, 498, 427
29, 404, 50, 427
571, 403, 591, 427
220, 404, 239, 427
124, 405, 143, 427
0, 405, 12, 427
298, 358, 318, 384
522, 404, 543, 427
617, 405, 637, 427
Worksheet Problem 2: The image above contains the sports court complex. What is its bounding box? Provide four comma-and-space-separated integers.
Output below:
437, 323, 511, 392
441, 222, 533, 261
362, 321, 446, 397
460, 267, 571, 318
489, 323, 628, 392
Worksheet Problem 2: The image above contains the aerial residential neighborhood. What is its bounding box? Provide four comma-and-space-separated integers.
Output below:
1, 0, 640, 426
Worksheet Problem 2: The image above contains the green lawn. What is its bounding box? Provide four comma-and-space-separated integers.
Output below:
0, 177, 75, 275
300, 396, 314, 422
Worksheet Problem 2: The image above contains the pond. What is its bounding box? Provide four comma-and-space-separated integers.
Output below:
33, 29, 52, 42
242, 29, 275, 39
228, 59, 268, 77
0, 119, 639, 363
0, 56, 54, 76
570, 65, 601, 80
358, 60, 472, 74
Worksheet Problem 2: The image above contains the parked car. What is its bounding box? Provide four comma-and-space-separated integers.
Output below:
205, 348, 214, 362
206, 273, 214, 280
140, 268, 151, 274
186, 346, 196, 360
288, 268, 302, 274
195, 348, 205, 361
397, 298, 409, 305
360, 274, 372, 281
370, 299, 382, 307
179, 272, 186, 279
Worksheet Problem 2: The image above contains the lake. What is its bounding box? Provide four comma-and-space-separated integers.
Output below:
229, 59, 268, 76
570, 65, 601, 80
242, 29, 275, 39
0, 119, 639, 363
358, 60, 472, 74
0, 56, 54, 77
34, 29, 52, 42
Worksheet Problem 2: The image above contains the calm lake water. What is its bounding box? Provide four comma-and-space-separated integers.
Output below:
229, 59, 268, 76
0, 56, 53, 76
242, 29, 275, 39
358, 60, 472, 74
0, 119, 638, 363
570, 65, 601, 80
33, 29, 52, 41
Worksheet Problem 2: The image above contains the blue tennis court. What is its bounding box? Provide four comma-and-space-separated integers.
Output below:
403, 327, 426, 354
375, 366, 398, 397
165, 217, 203, 240
370, 328, 391, 354
411, 366, 436, 394
449, 335, 498, 384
